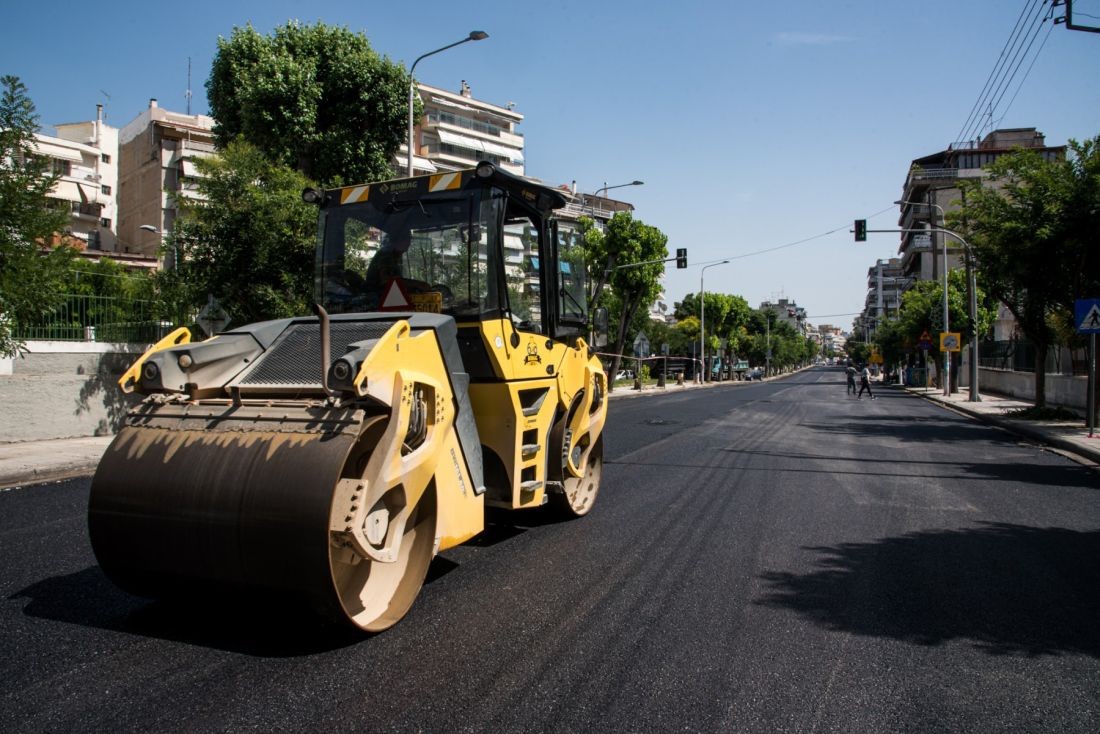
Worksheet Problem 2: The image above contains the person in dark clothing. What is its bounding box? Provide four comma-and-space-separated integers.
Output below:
858, 366, 875, 399
845, 364, 857, 396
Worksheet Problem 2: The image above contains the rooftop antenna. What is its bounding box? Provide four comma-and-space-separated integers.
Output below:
99, 89, 111, 121
186, 57, 192, 115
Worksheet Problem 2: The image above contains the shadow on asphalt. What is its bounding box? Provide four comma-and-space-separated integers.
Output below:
757, 522, 1100, 657
9, 566, 368, 656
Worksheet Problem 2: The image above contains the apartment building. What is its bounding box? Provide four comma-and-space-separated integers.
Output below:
862, 257, 908, 331
117, 99, 215, 260
401, 81, 525, 177
896, 127, 1064, 283
760, 298, 807, 336
31, 104, 119, 252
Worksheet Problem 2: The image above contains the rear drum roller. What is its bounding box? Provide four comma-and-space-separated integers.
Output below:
550, 433, 603, 518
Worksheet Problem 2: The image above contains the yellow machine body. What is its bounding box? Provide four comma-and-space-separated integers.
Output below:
88, 162, 607, 632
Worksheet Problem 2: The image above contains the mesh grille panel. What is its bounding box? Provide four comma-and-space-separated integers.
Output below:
240, 321, 396, 387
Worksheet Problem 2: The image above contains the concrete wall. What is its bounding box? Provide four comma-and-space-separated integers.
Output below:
0, 342, 143, 443
974, 367, 1086, 412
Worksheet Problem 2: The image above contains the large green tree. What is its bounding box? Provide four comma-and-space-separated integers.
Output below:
955, 137, 1100, 406
0, 76, 73, 357
158, 139, 318, 328
592, 212, 668, 383
207, 21, 411, 184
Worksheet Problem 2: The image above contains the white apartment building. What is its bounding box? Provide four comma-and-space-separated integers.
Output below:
32, 104, 119, 252
400, 81, 525, 177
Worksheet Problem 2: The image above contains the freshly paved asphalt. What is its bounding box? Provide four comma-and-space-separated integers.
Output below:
2, 366, 1099, 732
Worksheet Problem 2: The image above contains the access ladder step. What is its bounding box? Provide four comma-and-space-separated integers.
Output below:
521, 443, 541, 459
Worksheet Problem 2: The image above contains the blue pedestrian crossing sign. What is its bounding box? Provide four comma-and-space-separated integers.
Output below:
1076, 299, 1100, 333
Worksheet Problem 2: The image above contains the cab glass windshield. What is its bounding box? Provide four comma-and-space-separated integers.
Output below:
317, 188, 504, 319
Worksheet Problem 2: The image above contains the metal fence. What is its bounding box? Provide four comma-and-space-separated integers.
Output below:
15, 294, 174, 344
978, 339, 1088, 376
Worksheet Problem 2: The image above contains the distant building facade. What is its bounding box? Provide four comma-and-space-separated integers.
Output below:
400, 81, 525, 177
117, 99, 215, 259
760, 298, 807, 336
31, 104, 119, 252
896, 127, 1064, 284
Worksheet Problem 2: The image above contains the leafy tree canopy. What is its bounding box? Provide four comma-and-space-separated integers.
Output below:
158, 139, 318, 328
954, 137, 1100, 405
207, 21, 411, 184
0, 75, 73, 357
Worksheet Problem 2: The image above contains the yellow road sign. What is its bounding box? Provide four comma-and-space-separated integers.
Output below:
940, 332, 961, 352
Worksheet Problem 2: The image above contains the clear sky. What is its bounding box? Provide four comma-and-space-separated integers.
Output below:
3, 0, 1099, 330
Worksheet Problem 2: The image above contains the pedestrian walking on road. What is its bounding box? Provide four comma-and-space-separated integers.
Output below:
858, 366, 875, 400
846, 364, 857, 396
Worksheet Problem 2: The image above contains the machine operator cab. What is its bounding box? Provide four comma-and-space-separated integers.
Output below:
312, 161, 590, 356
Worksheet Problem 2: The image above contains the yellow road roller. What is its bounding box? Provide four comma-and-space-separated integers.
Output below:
88, 162, 609, 631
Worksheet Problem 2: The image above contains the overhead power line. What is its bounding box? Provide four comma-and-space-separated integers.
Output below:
954, 0, 1039, 147
690, 204, 897, 269
954, 0, 1052, 147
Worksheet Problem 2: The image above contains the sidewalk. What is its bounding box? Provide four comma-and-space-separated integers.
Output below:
897, 384, 1100, 466
0, 435, 114, 489
4, 375, 1096, 489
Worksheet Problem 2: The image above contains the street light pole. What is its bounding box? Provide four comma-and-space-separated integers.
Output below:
588, 180, 644, 220
407, 31, 488, 177
139, 224, 173, 270
897, 199, 982, 402
700, 261, 729, 383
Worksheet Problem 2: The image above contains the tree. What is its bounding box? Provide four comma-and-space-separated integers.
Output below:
597, 212, 668, 384
207, 21, 411, 185
158, 139, 318, 328
0, 76, 74, 357
955, 137, 1100, 406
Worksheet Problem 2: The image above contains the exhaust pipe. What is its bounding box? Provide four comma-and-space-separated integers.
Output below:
312, 303, 335, 397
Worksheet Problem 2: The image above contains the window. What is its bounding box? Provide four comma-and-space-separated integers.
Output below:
556, 226, 588, 326
100, 218, 111, 228
504, 217, 542, 333
101, 153, 111, 164
100, 184, 112, 195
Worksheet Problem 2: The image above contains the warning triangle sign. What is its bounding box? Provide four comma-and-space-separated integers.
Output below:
378, 278, 412, 311
1080, 304, 1100, 331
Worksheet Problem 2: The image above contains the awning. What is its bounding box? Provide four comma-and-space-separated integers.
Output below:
437, 129, 484, 152
48, 180, 82, 202
430, 96, 477, 112
391, 153, 438, 173
180, 160, 200, 178
480, 138, 524, 162
436, 129, 523, 163
32, 140, 82, 162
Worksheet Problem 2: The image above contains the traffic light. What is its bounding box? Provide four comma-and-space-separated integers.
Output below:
854, 219, 867, 242
676, 248, 687, 268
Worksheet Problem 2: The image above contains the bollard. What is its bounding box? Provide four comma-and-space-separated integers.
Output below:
676, 372, 684, 385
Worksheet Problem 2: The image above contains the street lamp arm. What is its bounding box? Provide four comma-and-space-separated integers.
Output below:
407, 32, 488, 176
594, 181, 644, 198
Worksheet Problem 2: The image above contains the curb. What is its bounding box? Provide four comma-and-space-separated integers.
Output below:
898, 385, 1100, 466
0, 462, 101, 490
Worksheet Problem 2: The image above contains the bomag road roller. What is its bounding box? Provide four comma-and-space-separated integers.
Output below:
88, 161, 608, 631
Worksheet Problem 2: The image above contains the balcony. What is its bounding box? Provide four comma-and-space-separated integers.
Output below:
903, 167, 959, 190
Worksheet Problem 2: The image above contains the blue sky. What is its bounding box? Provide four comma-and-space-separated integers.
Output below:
3, 0, 1099, 328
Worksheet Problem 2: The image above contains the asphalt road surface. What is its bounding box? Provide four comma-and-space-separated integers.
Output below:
3, 367, 1099, 732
